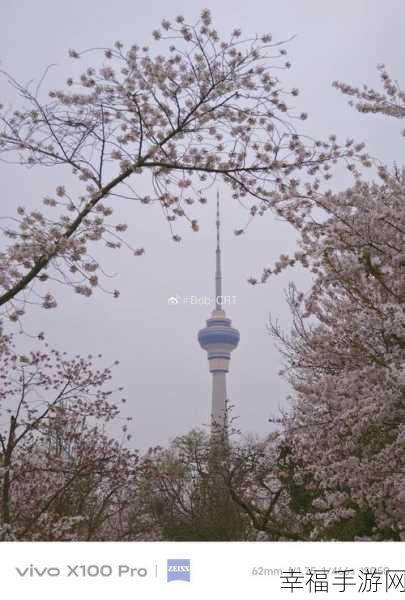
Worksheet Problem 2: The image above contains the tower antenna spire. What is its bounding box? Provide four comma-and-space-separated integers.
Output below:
215, 191, 222, 311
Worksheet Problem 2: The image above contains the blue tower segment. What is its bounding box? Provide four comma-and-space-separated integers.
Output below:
198, 317, 240, 371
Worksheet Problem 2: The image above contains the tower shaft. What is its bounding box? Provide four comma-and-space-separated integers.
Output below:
212, 370, 227, 435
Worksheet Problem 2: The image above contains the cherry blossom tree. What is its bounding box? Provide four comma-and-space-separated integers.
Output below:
0, 9, 360, 323
267, 66, 405, 540
0, 332, 143, 540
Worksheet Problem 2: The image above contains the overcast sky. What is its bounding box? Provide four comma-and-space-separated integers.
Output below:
1, 1, 404, 450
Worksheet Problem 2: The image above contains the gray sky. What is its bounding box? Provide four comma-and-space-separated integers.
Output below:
1, 1, 404, 449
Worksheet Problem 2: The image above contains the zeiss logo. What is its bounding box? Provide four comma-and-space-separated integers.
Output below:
167, 559, 191, 583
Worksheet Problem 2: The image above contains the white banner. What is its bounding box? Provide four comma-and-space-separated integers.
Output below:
0, 542, 403, 598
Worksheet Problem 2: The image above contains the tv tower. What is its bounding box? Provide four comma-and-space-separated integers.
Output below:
198, 194, 240, 442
